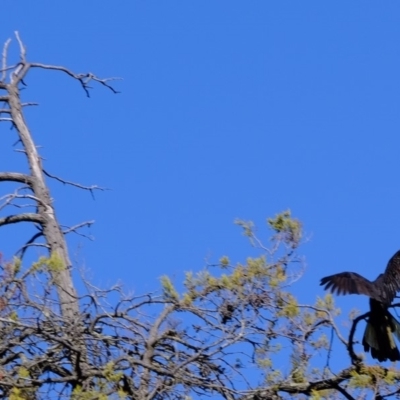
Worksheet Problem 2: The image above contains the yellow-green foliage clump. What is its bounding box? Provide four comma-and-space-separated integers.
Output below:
182, 252, 290, 308
350, 366, 399, 388
9, 311, 18, 321
31, 252, 65, 273
267, 210, 302, 248
9, 367, 35, 400
383, 368, 397, 385
268, 264, 287, 287
349, 368, 373, 388
71, 385, 108, 400
315, 293, 340, 317
219, 256, 230, 267
246, 256, 267, 278
47, 252, 65, 272
234, 219, 255, 238
277, 292, 299, 317
181, 292, 194, 306
9, 388, 26, 400
310, 389, 339, 400
309, 389, 324, 400
310, 333, 329, 350
32, 256, 48, 272
104, 362, 123, 383
264, 369, 282, 385
13, 257, 21, 274
160, 276, 179, 301
302, 311, 316, 327
18, 366, 30, 379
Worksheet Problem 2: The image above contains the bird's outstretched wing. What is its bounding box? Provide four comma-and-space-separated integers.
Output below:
321, 250, 400, 304
320, 272, 383, 301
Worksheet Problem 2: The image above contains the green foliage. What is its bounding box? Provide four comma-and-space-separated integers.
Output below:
349, 369, 372, 388
277, 293, 299, 317
350, 366, 399, 389
309, 390, 322, 400
13, 257, 21, 274
9, 311, 18, 321
8, 367, 36, 400
18, 367, 29, 379
31, 252, 65, 273
160, 275, 179, 301
117, 389, 127, 399
219, 256, 230, 267
268, 210, 302, 248
265, 368, 283, 385
316, 293, 340, 316
234, 219, 255, 238
104, 362, 123, 383
71, 385, 108, 400
9, 388, 25, 400
47, 252, 65, 272
309, 333, 329, 350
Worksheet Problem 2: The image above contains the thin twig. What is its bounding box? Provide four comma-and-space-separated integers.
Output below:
21, 102, 39, 107
62, 220, 95, 240
43, 169, 107, 199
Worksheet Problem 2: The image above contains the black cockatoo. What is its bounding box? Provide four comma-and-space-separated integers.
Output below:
320, 250, 400, 362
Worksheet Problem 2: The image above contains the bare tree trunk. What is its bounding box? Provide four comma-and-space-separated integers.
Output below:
7, 83, 80, 319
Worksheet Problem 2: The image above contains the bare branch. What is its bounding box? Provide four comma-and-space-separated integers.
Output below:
15, 31, 26, 62
1, 38, 11, 82
334, 383, 357, 400
348, 312, 368, 365
43, 169, 107, 197
62, 220, 95, 239
16, 230, 46, 259
0, 172, 33, 185
30, 62, 121, 97
298, 303, 348, 346
0, 213, 44, 227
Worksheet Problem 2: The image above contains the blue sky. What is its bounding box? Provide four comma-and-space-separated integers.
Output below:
2, 1, 400, 364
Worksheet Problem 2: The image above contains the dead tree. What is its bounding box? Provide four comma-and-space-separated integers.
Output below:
0, 32, 118, 321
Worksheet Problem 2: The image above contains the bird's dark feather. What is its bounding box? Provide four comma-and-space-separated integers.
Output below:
320, 272, 384, 301
320, 250, 400, 362
320, 250, 400, 304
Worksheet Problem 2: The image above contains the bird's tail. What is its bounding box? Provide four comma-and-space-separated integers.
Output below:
362, 310, 400, 362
